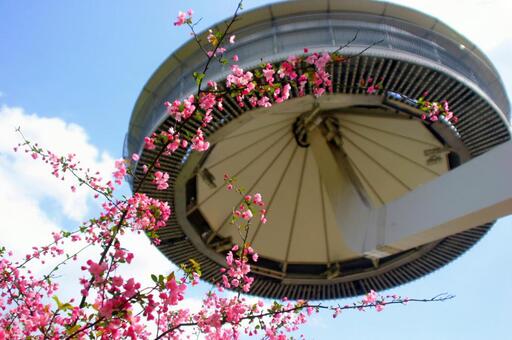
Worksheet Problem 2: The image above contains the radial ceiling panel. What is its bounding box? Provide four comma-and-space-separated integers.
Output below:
338, 113, 448, 206
196, 108, 450, 265
286, 149, 338, 263
197, 128, 293, 233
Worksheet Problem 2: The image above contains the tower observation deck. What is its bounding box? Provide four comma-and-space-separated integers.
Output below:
126, 0, 511, 299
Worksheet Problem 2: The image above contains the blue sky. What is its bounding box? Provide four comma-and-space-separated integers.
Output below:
0, 0, 511, 339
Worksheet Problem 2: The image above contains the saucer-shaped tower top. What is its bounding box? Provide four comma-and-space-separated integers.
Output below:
126, 0, 510, 299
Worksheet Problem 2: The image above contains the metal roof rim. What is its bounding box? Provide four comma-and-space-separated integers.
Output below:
126, 0, 502, 139
130, 46, 511, 161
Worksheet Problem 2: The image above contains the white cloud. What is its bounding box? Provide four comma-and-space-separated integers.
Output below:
0, 105, 114, 221
0, 104, 175, 305
488, 39, 512, 98
0, 164, 60, 255
386, 0, 512, 51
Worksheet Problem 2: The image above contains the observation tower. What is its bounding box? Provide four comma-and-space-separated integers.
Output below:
125, 0, 512, 299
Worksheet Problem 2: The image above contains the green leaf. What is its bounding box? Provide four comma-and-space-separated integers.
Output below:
53, 295, 73, 311
189, 258, 201, 275
167, 272, 175, 282
66, 324, 81, 335
194, 72, 205, 86
52, 295, 63, 309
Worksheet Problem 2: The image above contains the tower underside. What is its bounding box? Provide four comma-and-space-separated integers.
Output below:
127, 0, 510, 299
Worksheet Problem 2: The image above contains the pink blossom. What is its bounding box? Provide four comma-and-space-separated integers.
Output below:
174, 9, 193, 26
363, 290, 378, 305
313, 87, 325, 97
241, 209, 253, 221
144, 136, 156, 150
191, 128, 210, 152
112, 276, 124, 287
199, 92, 216, 111
207, 80, 218, 89
253, 193, 264, 206
278, 61, 297, 79
202, 110, 213, 125
174, 11, 187, 26
123, 278, 140, 298
249, 96, 258, 107
226, 251, 234, 266
226, 65, 254, 89
165, 95, 196, 121
86, 259, 108, 281
113, 159, 127, 185
257, 96, 271, 108
262, 64, 275, 84
153, 171, 169, 190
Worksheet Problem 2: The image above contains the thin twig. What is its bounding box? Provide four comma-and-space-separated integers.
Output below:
333, 30, 359, 54
155, 294, 454, 339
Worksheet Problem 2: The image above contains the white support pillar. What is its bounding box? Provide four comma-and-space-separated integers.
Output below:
360, 142, 512, 257
313, 131, 512, 257
375, 140, 512, 254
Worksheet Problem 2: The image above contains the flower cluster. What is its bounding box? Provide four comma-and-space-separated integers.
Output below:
220, 245, 256, 293
359, 76, 383, 94
125, 193, 171, 233
418, 96, 458, 123
165, 96, 196, 122
225, 174, 268, 225
153, 171, 170, 191
0, 251, 60, 338
222, 50, 334, 111
173, 9, 193, 26
113, 159, 127, 185
15, 138, 116, 197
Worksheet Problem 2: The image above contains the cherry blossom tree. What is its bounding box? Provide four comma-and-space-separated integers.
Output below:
0, 2, 454, 339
